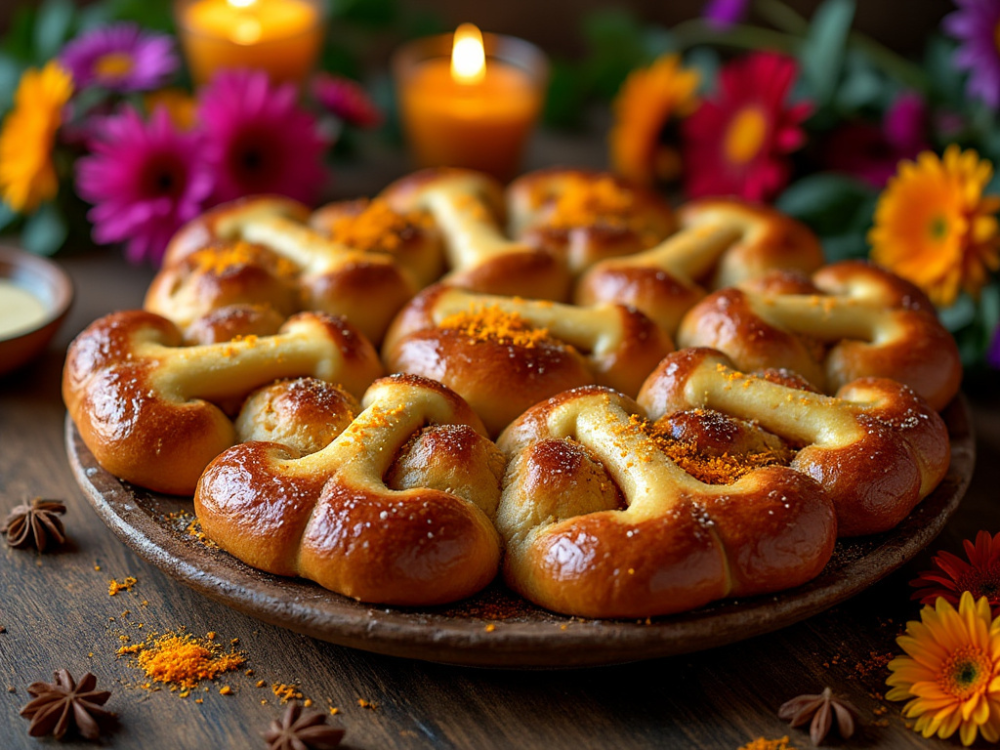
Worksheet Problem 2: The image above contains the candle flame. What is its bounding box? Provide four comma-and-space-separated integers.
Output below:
451, 23, 485, 85
227, 0, 257, 7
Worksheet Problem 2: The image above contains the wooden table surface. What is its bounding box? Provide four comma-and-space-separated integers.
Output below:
2, 145, 999, 750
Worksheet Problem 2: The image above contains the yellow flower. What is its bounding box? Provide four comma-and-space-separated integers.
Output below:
144, 88, 197, 131
0, 61, 73, 214
886, 592, 1000, 746
869, 145, 1000, 308
609, 54, 700, 187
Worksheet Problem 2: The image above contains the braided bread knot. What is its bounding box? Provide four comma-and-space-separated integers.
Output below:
62, 309, 383, 495
676, 260, 962, 410
195, 373, 504, 605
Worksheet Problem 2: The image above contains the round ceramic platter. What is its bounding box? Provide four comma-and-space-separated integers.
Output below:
67, 398, 975, 669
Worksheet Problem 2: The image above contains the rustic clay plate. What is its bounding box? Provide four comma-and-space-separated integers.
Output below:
67, 398, 974, 669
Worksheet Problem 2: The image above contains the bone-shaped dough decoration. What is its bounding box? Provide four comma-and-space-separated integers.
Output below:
676, 261, 963, 411
637, 348, 951, 536
63, 310, 384, 495
380, 168, 574, 301
160, 195, 439, 344
496, 385, 838, 618
382, 284, 674, 436
574, 198, 825, 334
195, 374, 504, 605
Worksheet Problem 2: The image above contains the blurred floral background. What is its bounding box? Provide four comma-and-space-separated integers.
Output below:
1, 0, 999, 373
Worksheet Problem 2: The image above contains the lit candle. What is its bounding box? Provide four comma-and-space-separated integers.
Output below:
174, 0, 325, 86
393, 24, 549, 182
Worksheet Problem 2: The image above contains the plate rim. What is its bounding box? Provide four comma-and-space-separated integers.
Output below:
66, 396, 975, 669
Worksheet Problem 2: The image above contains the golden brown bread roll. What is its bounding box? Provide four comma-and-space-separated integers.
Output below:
63, 310, 383, 495
382, 284, 673, 436
496, 385, 837, 619
160, 195, 438, 344
637, 348, 950, 536
195, 373, 504, 605
676, 260, 962, 411
505, 168, 676, 273
574, 198, 825, 334
380, 168, 574, 301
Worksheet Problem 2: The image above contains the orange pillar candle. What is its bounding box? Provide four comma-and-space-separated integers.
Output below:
174, 0, 325, 86
393, 25, 549, 183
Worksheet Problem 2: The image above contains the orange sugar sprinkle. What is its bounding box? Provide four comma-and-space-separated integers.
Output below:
634, 413, 792, 485
542, 175, 638, 230
108, 576, 137, 596
117, 630, 245, 691
329, 199, 429, 253
272, 683, 304, 704
439, 305, 553, 348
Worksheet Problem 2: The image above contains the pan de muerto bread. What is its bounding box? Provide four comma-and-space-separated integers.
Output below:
676, 260, 962, 411
195, 373, 505, 605
63, 310, 383, 495
382, 284, 673, 436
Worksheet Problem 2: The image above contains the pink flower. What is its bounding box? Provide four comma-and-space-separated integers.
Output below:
76, 107, 213, 265
312, 72, 383, 128
824, 92, 929, 188
198, 69, 329, 205
682, 52, 812, 201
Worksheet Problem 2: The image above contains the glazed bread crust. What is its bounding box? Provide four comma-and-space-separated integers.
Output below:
676, 261, 962, 411
496, 386, 837, 619
382, 284, 673, 436
637, 348, 950, 536
195, 374, 504, 605
63, 310, 383, 495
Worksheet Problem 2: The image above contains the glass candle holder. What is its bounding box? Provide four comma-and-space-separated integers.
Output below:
392, 28, 549, 183
173, 0, 326, 87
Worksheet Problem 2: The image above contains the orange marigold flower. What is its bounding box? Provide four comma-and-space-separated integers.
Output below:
911, 531, 1000, 615
886, 592, 1000, 745
0, 61, 73, 213
869, 145, 1000, 308
609, 54, 700, 187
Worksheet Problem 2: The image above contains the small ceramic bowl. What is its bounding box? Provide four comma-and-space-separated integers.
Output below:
0, 246, 73, 377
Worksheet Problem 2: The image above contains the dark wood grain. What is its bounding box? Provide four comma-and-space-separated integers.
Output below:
65, 398, 974, 668
1, 148, 996, 748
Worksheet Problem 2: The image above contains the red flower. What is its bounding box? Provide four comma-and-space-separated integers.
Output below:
312, 73, 383, 129
682, 52, 812, 201
910, 531, 1000, 615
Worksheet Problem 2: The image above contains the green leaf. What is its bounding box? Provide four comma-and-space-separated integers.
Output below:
581, 8, 649, 100
775, 173, 874, 229
0, 201, 18, 233
21, 202, 68, 256
799, 0, 855, 109
33, 0, 76, 63
0, 53, 26, 115
2, 6, 38, 61
543, 59, 589, 130
835, 50, 886, 114
685, 47, 720, 96
938, 294, 977, 332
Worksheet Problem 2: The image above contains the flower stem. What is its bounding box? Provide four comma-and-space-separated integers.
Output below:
669, 19, 800, 55
847, 30, 928, 92
753, 0, 808, 35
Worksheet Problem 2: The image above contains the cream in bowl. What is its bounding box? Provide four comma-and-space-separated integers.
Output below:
0, 246, 73, 377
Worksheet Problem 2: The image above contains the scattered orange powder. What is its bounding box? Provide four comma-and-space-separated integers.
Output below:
117, 630, 245, 691
108, 577, 137, 596
272, 683, 304, 704
439, 306, 553, 348
737, 738, 797, 750
328, 199, 429, 253
190, 241, 297, 278
357, 698, 377, 709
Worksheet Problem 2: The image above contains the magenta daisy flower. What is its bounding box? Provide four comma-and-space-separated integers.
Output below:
76, 107, 213, 265
60, 23, 178, 93
312, 72, 383, 128
943, 0, 1000, 110
198, 69, 329, 205
702, 0, 750, 29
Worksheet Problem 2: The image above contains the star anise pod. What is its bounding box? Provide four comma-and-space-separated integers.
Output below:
20, 670, 114, 740
778, 686, 857, 745
1, 498, 67, 551
263, 703, 345, 750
